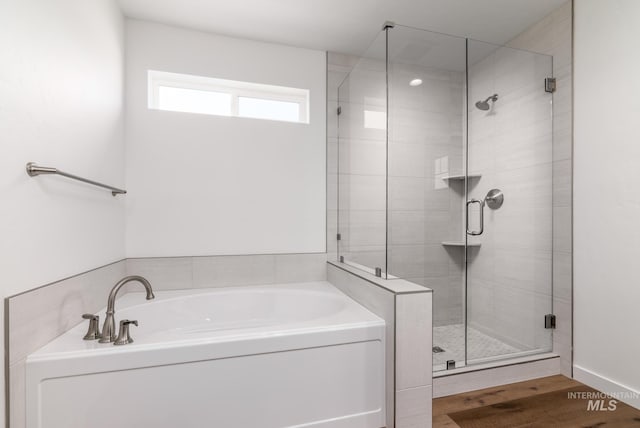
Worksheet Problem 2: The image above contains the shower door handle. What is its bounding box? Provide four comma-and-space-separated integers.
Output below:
466, 199, 484, 236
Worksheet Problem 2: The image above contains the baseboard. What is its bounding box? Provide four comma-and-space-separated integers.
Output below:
573, 365, 640, 410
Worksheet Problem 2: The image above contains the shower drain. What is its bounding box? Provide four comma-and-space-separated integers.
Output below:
432, 346, 446, 353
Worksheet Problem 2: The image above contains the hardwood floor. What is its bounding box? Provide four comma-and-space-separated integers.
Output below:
433, 375, 640, 428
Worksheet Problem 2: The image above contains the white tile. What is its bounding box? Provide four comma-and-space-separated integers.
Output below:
338, 174, 386, 212
274, 253, 327, 283
389, 142, 426, 178
433, 356, 561, 397
424, 211, 454, 245
553, 250, 572, 302
396, 386, 432, 428
423, 245, 450, 278
8, 262, 126, 428
389, 245, 426, 279
552, 297, 572, 356
489, 284, 552, 350
327, 172, 338, 210
389, 211, 426, 246
344, 250, 386, 272
553, 206, 572, 253
125, 257, 192, 290
388, 176, 425, 211
9, 261, 126, 364
327, 100, 338, 138
339, 138, 386, 176
493, 248, 552, 294
342, 209, 386, 249
192, 254, 276, 287
327, 139, 338, 175
433, 324, 522, 369
396, 293, 432, 390
553, 159, 572, 207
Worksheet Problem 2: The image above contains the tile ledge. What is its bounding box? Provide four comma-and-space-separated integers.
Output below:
327, 261, 431, 294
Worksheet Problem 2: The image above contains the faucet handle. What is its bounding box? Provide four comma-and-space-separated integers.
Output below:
82, 314, 101, 340
114, 319, 138, 346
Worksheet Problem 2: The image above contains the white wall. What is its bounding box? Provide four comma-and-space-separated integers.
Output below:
125, 20, 327, 257
0, 0, 125, 424
574, 0, 640, 407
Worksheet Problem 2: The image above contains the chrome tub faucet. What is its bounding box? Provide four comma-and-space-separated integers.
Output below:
99, 276, 154, 343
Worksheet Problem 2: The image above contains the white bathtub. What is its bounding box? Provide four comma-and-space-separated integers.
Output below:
26, 281, 385, 428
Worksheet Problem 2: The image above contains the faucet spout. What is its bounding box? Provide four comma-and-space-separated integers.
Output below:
99, 275, 154, 343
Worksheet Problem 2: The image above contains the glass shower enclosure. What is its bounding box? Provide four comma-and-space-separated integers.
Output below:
335, 24, 554, 372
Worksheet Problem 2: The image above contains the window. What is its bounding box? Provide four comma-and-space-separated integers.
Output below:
148, 70, 309, 124
364, 110, 386, 130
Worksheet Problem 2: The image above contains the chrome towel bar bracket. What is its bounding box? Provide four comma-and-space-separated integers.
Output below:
26, 162, 126, 196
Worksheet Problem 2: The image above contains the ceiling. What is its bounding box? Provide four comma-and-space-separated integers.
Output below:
117, 0, 567, 56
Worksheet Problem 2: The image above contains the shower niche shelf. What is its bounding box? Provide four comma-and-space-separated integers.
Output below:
441, 241, 481, 247
441, 173, 482, 181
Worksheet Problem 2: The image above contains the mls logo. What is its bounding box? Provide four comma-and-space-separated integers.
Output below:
587, 399, 618, 411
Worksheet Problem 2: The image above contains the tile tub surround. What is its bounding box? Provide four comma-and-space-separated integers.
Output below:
327, 261, 432, 428
6, 252, 328, 428
5, 260, 127, 428
125, 253, 328, 291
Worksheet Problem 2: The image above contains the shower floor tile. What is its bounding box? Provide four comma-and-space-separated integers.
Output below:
433, 324, 523, 370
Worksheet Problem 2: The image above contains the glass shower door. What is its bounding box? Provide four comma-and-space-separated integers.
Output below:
337, 24, 556, 372
465, 40, 554, 365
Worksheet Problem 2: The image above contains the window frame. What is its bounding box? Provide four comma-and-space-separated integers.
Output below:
148, 70, 309, 124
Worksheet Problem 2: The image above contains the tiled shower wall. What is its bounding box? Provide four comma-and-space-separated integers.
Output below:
387, 60, 465, 328
328, 0, 572, 375
328, 51, 467, 327
466, 41, 554, 353
332, 50, 388, 271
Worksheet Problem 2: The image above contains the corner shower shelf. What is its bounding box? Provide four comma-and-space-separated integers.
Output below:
441, 241, 481, 247
441, 173, 482, 181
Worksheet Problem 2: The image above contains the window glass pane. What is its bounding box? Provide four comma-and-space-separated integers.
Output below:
238, 97, 300, 122
158, 86, 231, 116
364, 110, 386, 130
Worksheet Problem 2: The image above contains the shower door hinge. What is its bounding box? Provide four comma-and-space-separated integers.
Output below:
544, 314, 556, 329
336, 233, 341, 241
545, 77, 557, 93
337, 106, 342, 115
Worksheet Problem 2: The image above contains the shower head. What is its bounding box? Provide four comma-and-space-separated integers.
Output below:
475, 94, 499, 111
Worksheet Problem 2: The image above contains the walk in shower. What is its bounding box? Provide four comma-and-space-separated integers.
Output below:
334, 23, 554, 372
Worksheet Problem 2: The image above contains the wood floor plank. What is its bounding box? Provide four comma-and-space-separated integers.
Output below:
433, 414, 461, 428
447, 385, 640, 428
433, 375, 581, 416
